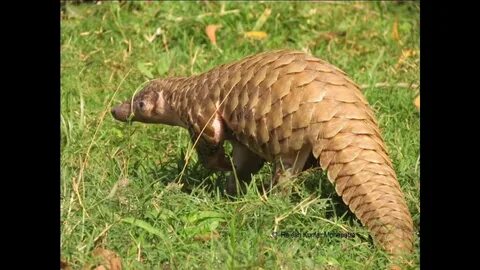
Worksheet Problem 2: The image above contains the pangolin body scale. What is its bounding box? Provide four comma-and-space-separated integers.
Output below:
113, 49, 414, 255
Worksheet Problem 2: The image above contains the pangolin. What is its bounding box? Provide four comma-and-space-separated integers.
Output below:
111, 49, 414, 256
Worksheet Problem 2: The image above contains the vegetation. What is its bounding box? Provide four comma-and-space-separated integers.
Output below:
61, 2, 420, 269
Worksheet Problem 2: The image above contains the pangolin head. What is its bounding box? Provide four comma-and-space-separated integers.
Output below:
111, 80, 184, 126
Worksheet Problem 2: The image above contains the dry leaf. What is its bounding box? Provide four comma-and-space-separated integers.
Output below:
414, 95, 420, 110
244, 31, 268, 40
392, 17, 400, 41
389, 265, 402, 270
92, 248, 122, 270
194, 231, 220, 242
206, 24, 221, 45
395, 49, 417, 69
61, 259, 73, 270
318, 31, 346, 41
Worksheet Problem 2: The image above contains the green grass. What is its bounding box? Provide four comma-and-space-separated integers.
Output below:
61, 2, 420, 269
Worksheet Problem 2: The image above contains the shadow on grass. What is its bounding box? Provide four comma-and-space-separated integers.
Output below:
143, 150, 362, 228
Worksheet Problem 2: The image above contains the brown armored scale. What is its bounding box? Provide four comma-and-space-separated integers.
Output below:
111, 49, 414, 256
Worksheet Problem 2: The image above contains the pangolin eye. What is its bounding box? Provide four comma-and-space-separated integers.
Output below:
138, 101, 145, 109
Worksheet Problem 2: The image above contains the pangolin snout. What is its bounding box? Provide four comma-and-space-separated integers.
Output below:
111, 102, 132, 122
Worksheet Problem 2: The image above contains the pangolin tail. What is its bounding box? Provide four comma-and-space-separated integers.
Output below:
310, 106, 414, 255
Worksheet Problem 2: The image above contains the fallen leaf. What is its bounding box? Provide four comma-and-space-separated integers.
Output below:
414, 95, 420, 110
389, 265, 402, 270
395, 49, 417, 69
318, 31, 346, 41
392, 17, 400, 41
206, 24, 221, 45
61, 259, 72, 270
193, 230, 220, 242
244, 31, 268, 40
92, 248, 122, 270
253, 8, 272, 31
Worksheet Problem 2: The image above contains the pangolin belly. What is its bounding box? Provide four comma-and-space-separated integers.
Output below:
163, 49, 414, 254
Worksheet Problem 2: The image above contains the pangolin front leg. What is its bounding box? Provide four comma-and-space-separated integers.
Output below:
270, 144, 313, 195
187, 125, 232, 172
226, 140, 265, 196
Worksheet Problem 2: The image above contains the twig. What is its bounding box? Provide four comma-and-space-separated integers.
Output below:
273, 195, 319, 233
190, 47, 200, 75
93, 223, 115, 245
177, 80, 239, 183
360, 82, 419, 90
196, 9, 240, 19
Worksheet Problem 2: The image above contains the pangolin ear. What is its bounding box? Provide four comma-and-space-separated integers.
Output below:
154, 90, 185, 127
155, 91, 169, 114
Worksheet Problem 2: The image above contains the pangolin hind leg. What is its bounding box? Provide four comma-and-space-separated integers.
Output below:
269, 144, 313, 196
226, 140, 265, 196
